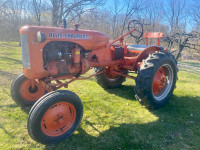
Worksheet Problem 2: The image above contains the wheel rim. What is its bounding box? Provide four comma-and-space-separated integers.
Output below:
152, 64, 174, 101
19, 79, 45, 101
41, 102, 76, 137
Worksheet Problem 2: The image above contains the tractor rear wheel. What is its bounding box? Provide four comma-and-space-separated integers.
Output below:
94, 67, 127, 89
135, 51, 178, 109
11, 73, 46, 107
27, 90, 83, 144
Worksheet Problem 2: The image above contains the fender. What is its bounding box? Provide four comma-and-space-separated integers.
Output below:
134, 46, 163, 69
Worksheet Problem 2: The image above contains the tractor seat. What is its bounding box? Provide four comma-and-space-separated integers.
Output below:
127, 45, 164, 51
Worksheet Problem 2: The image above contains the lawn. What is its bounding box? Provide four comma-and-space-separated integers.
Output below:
179, 60, 200, 68
178, 60, 200, 74
0, 42, 200, 150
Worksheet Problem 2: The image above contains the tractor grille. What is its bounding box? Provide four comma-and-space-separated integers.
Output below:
20, 34, 30, 68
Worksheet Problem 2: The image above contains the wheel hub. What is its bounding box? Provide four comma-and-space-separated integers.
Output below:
152, 64, 174, 101
19, 79, 45, 101
153, 67, 166, 95
41, 102, 76, 137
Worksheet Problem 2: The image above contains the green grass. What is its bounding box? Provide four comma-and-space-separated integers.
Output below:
179, 60, 200, 68
0, 42, 200, 149
178, 60, 200, 74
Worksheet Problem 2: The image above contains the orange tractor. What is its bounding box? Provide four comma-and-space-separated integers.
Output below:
11, 20, 178, 144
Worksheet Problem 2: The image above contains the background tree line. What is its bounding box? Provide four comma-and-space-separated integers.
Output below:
0, 0, 200, 60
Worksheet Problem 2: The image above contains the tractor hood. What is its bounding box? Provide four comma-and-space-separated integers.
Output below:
19, 25, 109, 50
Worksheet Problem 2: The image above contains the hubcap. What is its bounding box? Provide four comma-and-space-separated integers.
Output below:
41, 102, 76, 137
152, 64, 174, 101
19, 79, 45, 101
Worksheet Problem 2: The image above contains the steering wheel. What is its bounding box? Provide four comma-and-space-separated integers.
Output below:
128, 20, 143, 39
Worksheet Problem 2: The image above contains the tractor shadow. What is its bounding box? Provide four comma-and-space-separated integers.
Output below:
45, 95, 200, 150
106, 85, 136, 101
21, 106, 32, 114
0, 124, 15, 139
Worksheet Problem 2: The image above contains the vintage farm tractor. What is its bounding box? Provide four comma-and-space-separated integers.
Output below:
11, 20, 178, 144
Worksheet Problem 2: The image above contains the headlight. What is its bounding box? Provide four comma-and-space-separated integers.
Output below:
37, 31, 46, 43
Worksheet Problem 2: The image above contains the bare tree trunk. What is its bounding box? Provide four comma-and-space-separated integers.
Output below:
33, 0, 42, 26
52, 0, 59, 26
58, 0, 63, 25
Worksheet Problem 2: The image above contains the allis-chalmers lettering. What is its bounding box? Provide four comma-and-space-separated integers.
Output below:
49, 32, 88, 39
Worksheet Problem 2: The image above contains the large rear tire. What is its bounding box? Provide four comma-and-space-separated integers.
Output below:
94, 67, 128, 89
11, 73, 46, 107
135, 51, 178, 109
27, 90, 83, 144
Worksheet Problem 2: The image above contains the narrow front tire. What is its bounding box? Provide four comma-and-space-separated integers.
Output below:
11, 73, 46, 107
27, 90, 83, 144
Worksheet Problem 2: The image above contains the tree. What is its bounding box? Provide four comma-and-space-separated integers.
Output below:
120, 0, 146, 34
163, 32, 200, 60
32, 0, 44, 26
164, 0, 189, 33
191, 0, 200, 30
0, 0, 28, 41
50, 0, 104, 26
109, 0, 123, 39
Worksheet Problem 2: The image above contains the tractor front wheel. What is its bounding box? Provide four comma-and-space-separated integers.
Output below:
94, 67, 127, 89
135, 51, 178, 109
11, 73, 46, 107
27, 90, 83, 144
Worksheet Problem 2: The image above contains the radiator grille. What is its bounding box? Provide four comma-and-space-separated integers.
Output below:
20, 34, 30, 68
